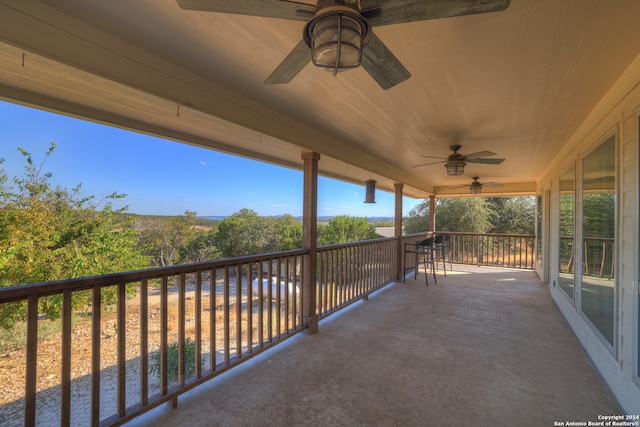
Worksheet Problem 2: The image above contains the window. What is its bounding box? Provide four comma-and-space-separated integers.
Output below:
580, 136, 615, 345
559, 167, 575, 301
536, 194, 542, 262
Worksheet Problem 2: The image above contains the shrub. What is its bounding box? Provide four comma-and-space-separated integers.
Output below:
150, 338, 199, 383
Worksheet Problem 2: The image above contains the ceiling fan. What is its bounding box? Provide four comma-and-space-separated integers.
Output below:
411, 144, 505, 175
176, 0, 511, 90
448, 176, 504, 194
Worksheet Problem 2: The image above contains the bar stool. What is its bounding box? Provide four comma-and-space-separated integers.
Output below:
403, 237, 436, 286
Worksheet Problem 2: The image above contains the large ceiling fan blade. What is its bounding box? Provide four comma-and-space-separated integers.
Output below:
483, 182, 504, 187
361, 32, 411, 90
264, 40, 311, 85
176, 0, 315, 21
466, 157, 505, 165
363, 0, 510, 27
464, 150, 496, 160
411, 160, 446, 168
420, 155, 448, 160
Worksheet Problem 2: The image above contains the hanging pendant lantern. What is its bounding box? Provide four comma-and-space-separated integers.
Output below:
364, 179, 376, 203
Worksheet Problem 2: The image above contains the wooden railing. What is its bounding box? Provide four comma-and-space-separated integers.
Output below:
316, 237, 398, 318
398, 232, 535, 271
448, 232, 535, 269
0, 238, 398, 426
559, 236, 614, 278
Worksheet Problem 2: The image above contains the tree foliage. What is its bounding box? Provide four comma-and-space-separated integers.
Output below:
582, 193, 614, 238
404, 202, 430, 234
317, 215, 378, 245
0, 143, 148, 329
213, 209, 303, 258
136, 210, 198, 266
435, 198, 495, 233
403, 196, 535, 234
179, 227, 219, 263
485, 197, 535, 234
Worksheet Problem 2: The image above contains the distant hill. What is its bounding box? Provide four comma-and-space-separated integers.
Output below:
200, 215, 394, 224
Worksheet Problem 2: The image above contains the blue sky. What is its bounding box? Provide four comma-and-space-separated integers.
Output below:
0, 100, 422, 218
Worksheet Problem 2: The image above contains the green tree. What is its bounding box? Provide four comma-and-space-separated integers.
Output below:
275, 214, 303, 250
214, 209, 281, 258
317, 215, 378, 245
404, 202, 431, 234
434, 198, 495, 233
179, 227, 220, 263
582, 193, 614, 238
486, 197, 535, 234
0, 143, 148, 329
136, 211, 198, 266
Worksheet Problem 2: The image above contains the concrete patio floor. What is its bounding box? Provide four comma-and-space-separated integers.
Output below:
125, 265, 621, 427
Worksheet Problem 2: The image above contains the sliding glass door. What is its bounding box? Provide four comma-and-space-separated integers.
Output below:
581, 136, 615, 345
559, 167, 575, 301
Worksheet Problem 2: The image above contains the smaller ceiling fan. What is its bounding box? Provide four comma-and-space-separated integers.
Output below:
448, 176, 504, 194
411, 145, 505, 175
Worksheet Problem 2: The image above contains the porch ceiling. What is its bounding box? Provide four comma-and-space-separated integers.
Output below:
1, 0, 639, 198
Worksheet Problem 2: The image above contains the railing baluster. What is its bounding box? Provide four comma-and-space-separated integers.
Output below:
340, 248, 345, 303
210, 267, 217, 370
257, 261, 264, 347
160, 275, 168, 395
25, 294, 38, 427
61, 289, 72, 426
91, 285, 101, 426
223, 267, 230, 365
267, 260, 273, 343
292, 256, 298, 328
247, 262, 253, 353
195, 270, 202, 378
284, 256, 289, 333
330, 249, 335, 311
178, 272, 186, 387
117, 282, 126, 417
140, 278, 149, 406
235, 264, 242, 359
275, 260, 281, 338
325, 249, 330, 311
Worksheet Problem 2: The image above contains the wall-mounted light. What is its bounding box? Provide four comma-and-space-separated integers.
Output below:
364, 179, 376, 203
304, 0, 369, 75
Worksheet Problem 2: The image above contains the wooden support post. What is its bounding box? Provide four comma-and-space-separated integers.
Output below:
302, 151, 320, 334
394, 183, 404, 279
429, 195, 436, 233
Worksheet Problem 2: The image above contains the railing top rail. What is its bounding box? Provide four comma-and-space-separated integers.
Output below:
560, 236, 614, 242
441, 232, 535, 238
401, 232, 432, 239
317, 236, 396, 251
0, 248, 309, 303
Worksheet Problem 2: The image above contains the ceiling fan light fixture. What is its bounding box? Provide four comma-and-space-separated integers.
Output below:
445, 159, 466, 176
304, 2, 369, 74
470, 183, 482, 194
